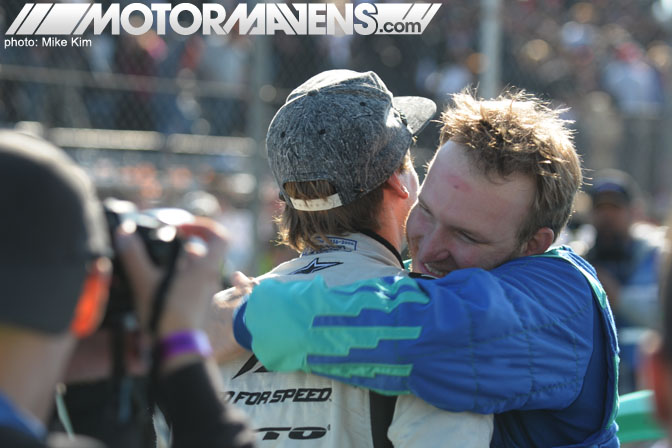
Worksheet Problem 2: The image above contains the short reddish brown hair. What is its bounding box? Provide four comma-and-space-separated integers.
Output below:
439, 89, 582, 243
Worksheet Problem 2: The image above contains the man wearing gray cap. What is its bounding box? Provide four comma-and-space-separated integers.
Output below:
211, 70, 493, 447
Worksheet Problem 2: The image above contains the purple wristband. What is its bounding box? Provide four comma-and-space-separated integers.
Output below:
159, 330, 213, 361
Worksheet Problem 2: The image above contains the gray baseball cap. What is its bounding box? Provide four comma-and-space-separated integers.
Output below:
267, 70, 436, 211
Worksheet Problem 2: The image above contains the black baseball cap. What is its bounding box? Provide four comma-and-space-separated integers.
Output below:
266, 70, 436, 211
0, 131, 109, 333
590, 169, 638, 207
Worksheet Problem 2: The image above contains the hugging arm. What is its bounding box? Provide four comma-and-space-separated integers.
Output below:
234, 254, 599, 414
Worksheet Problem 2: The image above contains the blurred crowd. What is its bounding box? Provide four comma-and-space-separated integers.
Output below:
2, 0, 672, 400
3, 1, 672, 179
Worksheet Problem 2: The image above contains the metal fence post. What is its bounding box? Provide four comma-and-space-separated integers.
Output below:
479, 0, 501, 99
245, 29, 273, 275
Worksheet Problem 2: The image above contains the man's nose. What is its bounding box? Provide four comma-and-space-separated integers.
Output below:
418, 228, 449, 259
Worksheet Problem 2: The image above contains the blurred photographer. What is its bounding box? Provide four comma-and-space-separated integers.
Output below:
0, 130, 255, 448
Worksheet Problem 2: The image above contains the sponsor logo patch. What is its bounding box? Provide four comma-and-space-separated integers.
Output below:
302, 237, 358, 255
223, 388, 333, 406
290, 258, 343, 275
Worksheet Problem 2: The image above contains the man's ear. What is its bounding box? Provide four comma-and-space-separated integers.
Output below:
384, 172, 409, 200
521, 227, 554, 256
70, 257, 111, 338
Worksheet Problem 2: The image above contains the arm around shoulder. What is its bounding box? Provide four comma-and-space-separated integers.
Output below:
238, 256, 599, 414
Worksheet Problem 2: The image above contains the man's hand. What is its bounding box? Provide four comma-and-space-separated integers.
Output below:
231, 271, 259, 298
206, 271, 258, 363
116, 217, 229, 337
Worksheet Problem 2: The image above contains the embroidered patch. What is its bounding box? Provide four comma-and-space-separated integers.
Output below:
302, 237, 358, 255
290, 258, 343, 275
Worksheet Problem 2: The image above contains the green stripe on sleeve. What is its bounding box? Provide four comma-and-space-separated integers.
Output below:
246, 275, 429, 372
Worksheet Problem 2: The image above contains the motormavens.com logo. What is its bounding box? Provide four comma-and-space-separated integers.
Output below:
5, 3, 442, 40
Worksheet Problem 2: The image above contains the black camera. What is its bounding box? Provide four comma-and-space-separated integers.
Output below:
102, 198, 190, 328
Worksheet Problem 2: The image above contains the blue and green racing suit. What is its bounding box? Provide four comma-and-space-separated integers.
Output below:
233, 246, 620, 447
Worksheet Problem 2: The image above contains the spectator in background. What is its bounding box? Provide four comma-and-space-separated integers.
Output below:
114, 16, 165, 131
602, 42, 663, 117
0, 131, 254, 448
601, 42, 664, 189
587, 169, 665, 393
197, 30, 251, 136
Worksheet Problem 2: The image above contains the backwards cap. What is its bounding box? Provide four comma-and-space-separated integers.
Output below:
266, 70, 436, 211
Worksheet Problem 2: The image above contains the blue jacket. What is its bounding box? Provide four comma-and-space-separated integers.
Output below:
234, 247, 620, 447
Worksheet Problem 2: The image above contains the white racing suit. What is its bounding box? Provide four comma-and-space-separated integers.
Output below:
219, 233, 493, 447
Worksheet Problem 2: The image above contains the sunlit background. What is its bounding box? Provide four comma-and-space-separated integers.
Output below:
2, 0, 672, 275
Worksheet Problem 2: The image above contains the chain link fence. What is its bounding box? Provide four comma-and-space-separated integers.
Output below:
2, 0, 672, 272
